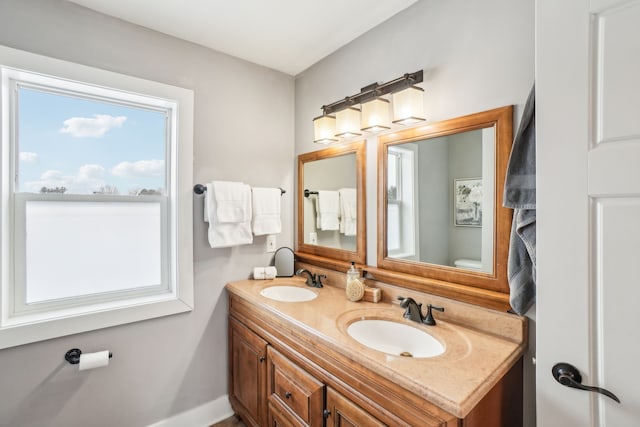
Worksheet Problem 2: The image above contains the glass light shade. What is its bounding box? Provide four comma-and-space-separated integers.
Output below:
313, 114, 338, 144
360, 97, 391, 132
392, 86, 425, 125
335, 107, 361, 138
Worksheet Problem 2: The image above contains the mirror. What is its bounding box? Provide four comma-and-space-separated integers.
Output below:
297, 140, 366, 264
377, 106, 513, 293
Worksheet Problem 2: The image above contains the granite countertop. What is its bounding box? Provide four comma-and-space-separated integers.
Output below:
226, 278, 526, 418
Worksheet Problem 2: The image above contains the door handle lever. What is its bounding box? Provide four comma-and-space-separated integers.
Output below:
552, 362, 620, 403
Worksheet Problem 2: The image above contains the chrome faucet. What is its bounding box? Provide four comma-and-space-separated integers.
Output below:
397, 296, 445, 325
295, 268, 326, 288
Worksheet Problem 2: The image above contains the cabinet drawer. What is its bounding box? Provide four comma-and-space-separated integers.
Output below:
267, 346, 324, 426
326, 387, 387, 427
268, 401, 307, 427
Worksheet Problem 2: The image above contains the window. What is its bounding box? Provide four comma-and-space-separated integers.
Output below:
0, 47, 194, 348
387, 145, 418, 260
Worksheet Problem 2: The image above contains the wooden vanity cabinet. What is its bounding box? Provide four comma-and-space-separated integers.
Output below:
229, 294, 521, 427
229, 317, 268, 427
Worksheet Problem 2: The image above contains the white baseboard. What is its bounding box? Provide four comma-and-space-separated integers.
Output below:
147, 395, 234, 427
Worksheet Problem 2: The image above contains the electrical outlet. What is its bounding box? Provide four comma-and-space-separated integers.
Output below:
266, 234, 277, 253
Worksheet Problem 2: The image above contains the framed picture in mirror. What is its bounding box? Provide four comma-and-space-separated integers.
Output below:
454, 178, 483, 227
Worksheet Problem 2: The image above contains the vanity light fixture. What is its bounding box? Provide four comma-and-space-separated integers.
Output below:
392, 85, 425, 125
313, 114, 338, 144
335, 107, 362, 137
361, 97, 391, 132
312, 70, 424, 143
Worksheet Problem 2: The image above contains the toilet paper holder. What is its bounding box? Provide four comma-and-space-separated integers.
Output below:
65, 348, 113, 365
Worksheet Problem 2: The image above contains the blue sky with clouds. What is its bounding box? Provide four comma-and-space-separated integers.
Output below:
17, 87, 166, 195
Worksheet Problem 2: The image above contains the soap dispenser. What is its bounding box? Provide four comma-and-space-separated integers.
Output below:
345, 262, 365, 302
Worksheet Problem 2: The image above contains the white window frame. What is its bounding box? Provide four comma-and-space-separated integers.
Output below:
0, 46, 194, 349
387, 144, 419, 260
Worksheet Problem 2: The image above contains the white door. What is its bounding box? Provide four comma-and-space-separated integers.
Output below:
537, 0, 640, 425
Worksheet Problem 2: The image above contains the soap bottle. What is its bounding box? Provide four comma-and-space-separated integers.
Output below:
345, 262, 365, 302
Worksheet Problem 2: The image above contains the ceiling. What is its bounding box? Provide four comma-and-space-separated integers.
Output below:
69, 0, 418, 76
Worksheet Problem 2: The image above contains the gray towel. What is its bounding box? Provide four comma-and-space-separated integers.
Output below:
504, 84, 536, 210
504, 85, 536, 315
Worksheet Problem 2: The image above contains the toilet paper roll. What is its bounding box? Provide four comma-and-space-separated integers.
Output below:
79, 350, 110, 371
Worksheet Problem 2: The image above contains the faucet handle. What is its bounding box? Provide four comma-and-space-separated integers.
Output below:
423, 304, 445, 326
314, 274, 326, 287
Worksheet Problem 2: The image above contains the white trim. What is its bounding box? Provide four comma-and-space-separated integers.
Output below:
146, 395, 234, 427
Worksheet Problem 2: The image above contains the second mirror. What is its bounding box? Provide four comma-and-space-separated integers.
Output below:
297, 140, 366, 264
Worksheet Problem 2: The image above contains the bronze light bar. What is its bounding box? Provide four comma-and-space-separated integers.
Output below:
320, 70, 423, 115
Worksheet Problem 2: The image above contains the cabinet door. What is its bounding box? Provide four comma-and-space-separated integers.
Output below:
325, 387, 386, 427
229, 317, 268, 427
267, 346, 324, 427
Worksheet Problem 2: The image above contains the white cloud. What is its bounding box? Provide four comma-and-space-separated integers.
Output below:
111, 159, 164, 178
19, 152, 38, 162
77, 164, 106, 182
24, 164, 107, 194
59, 114, 127, 138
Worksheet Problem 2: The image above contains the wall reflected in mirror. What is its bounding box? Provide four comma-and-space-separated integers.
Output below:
385, 127, 495, 273
297, 140, 366, 264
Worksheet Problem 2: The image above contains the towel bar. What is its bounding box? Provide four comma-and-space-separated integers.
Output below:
194, 184, 285, 196
304, 189, 319, 198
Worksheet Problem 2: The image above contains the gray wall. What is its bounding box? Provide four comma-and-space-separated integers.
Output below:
0, 1, 294, 426
418, 137, 450, 265
294, 0, 535, 425
448, 130, 483, 264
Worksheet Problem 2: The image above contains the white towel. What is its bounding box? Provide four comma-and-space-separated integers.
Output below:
251, 187, 282, 236
253, 266, 277, 280
317, 190, 340, 231
213, 181, 251, 223
205, 181, 253, 248
338, 188, 357, 236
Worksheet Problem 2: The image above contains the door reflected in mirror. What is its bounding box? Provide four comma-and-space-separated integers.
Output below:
377, 106, 513, 293
297, 140, 366, 264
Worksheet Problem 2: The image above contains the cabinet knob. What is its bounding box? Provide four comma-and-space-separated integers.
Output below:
285, 391, 292, 399
259, 356, 265, 363
323, 409, 331, 418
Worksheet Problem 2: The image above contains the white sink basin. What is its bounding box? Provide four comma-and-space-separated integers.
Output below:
260, 286, 318, 302
347, 319, 445, 358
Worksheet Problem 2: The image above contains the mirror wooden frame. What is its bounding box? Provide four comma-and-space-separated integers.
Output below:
297, 140, 367, 264
375, 106, 513, 303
